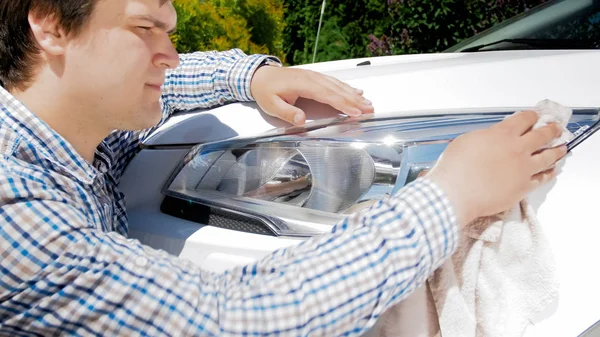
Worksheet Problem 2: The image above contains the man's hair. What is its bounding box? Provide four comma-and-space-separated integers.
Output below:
0, 0, 97, 91
0, 0, 170, 91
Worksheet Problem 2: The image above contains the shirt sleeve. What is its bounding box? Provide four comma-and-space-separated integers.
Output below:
0, 174, 457, 336
104, 49, 278, 182
161, 48, 278, 110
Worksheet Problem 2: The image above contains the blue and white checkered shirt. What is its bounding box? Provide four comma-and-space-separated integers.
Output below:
0, 49, 458, 336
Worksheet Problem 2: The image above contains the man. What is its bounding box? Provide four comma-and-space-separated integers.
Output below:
0, 0, 566, 336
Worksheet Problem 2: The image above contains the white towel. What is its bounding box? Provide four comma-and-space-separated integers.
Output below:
366, 100, 572, 337
533, 99, 573, 148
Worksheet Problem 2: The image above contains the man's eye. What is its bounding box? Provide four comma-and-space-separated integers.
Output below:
137, 26, 153, 32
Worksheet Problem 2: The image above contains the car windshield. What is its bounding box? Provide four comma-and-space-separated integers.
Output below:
445, 0, 600, 52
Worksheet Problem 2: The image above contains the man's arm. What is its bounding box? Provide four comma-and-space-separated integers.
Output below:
0, 172, 456, 336
106, 49, 374, 182
161, 49, 274, 111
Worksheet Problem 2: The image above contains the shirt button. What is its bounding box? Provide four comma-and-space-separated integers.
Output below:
135, 256, 149, 267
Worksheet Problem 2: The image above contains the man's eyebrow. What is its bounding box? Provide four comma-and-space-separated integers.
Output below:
131, 15, 177, 34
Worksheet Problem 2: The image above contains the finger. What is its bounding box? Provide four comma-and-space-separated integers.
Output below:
325, 76, 374, 112
495, 110, 539, 136
522, 123, 562, 153
530, 145, 567, 174
323, 74, 365, 97
301, 82, 373, 117
264, 96, 306, 125
530, 167, 557, 189
316, 77, 373, 115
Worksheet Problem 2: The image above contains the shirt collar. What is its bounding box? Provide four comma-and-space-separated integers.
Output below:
0, 86, 99, 184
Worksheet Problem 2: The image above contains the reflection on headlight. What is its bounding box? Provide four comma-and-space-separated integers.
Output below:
242, 153, 313, 207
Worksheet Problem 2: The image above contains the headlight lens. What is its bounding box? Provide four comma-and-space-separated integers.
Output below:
163, 109, 600, 237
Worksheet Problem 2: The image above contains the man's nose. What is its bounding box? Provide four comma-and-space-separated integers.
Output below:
154, 36, 181, 70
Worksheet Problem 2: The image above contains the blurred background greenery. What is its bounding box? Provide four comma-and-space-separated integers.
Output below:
170, 0, 549, 65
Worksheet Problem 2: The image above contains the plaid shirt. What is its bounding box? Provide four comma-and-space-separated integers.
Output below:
0, 49, 458, 336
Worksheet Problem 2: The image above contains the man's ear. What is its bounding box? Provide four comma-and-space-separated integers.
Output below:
28, 12, 68, 56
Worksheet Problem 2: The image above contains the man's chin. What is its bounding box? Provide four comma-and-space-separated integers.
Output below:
130, 103, 164, 131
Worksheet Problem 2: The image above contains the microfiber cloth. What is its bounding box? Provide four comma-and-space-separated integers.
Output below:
366, 99, 573, 337
533, 99, 573, 148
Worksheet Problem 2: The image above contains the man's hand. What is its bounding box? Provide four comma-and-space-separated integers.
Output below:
426, 110, 567, 227
250, 66, 374, 125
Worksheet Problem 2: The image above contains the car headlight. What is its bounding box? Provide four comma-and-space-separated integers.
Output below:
162, 109, 600, 237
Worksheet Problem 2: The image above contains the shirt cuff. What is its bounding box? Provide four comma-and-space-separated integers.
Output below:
226, 54, 282, 102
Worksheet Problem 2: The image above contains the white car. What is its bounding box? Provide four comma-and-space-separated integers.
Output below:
121, 0, 600, 336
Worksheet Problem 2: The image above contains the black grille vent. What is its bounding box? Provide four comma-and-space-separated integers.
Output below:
160, 196, 276, 236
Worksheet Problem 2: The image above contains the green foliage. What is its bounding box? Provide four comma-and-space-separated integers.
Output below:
170, 0, 285, 60
385, 0, 548, 55
282, 0, 549, 65
311, 18, 351, 62
283, 0, 390, 65
170, 0, 554, 65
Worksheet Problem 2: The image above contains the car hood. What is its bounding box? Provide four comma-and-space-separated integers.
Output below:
145, 50, 600, 146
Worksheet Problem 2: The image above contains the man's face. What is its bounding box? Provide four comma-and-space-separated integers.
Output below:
62, 0, 179, 132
